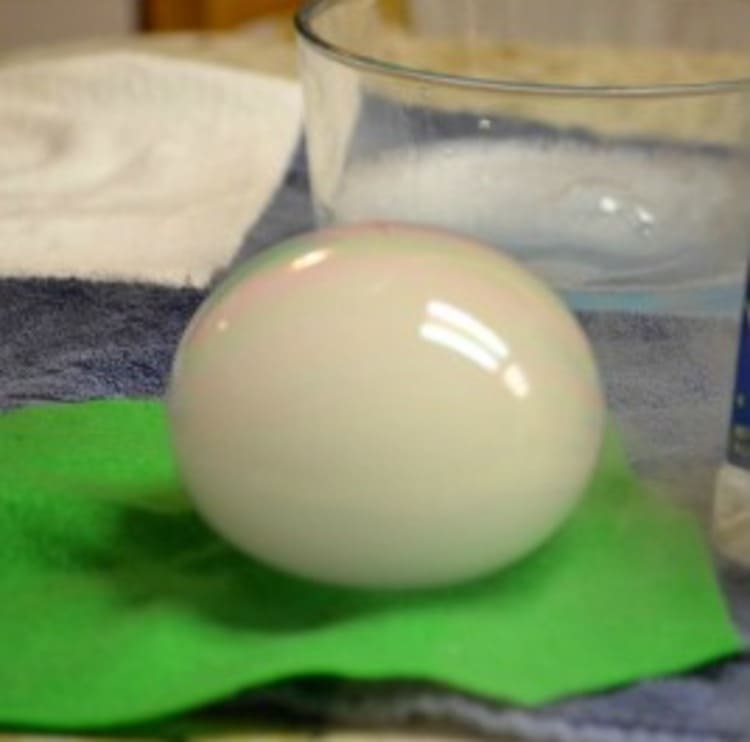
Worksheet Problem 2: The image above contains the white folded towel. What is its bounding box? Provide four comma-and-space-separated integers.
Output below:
0, 51, 302, 286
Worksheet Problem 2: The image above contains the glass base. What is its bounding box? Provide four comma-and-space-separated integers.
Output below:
714, 463, 750, 568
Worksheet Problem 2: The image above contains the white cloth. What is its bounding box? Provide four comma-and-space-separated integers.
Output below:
0, 52, 302, 286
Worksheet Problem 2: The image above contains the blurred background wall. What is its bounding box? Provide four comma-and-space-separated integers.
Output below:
1, 0, 747, 55
0, 0, 137, 51
0, 0, 300, 52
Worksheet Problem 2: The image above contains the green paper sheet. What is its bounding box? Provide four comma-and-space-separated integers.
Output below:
0, 400, 741, 730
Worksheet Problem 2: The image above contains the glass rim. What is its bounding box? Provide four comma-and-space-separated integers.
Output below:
295, 0, 750, 98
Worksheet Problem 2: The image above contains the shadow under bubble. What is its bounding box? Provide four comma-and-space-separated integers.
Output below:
57, 482, 544, 638
105, 502, 375, 634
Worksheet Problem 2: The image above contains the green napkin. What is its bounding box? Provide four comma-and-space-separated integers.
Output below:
0, 400, 741, 731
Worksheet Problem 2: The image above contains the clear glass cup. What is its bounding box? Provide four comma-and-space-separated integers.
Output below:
296, 0, 750, 533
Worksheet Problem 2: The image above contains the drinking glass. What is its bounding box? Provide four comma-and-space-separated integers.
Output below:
296, 0, 750, 526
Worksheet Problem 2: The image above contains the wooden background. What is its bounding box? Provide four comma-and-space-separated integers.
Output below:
143, 0, 301, 30
142, 0, 750, 51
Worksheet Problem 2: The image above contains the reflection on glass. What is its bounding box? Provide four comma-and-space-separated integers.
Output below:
599, 196, 619, 214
